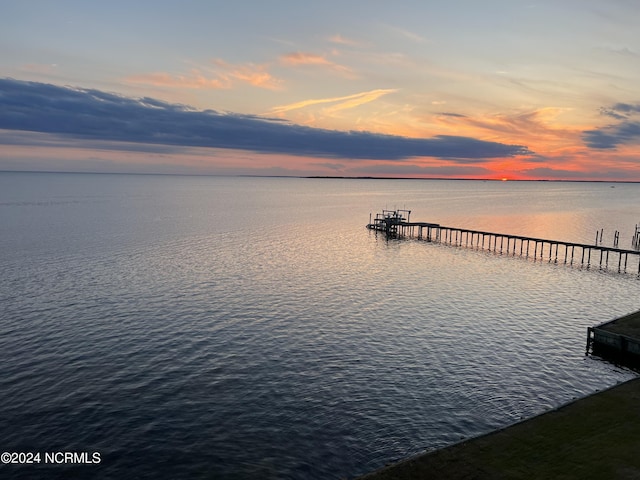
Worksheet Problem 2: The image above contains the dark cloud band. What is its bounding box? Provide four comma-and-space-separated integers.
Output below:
584, 102, 640, 149
0, 78, 532, 161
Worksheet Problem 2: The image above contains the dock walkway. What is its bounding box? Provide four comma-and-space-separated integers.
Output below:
367, 209, 640, 274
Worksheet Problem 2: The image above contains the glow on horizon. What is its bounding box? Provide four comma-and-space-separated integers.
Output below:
1, 1, 640, 181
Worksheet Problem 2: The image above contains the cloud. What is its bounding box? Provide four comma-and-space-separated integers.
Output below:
126, 71, 232, 89
597, 45, 639, 57
437, 112, 467, 118
0, 78, 532, 161
353, 163, 490, 177
440, 108, 575, 144
327, 34, 362, 47
599, 102, 640, 119
212, 59, 282, 89
279, 52, 354, 77
126, 59, 282, 90
280, 52, 332, 66
310, 162, 345, 171
584, 102, 640, 149
382, 24, 428, 43
269, 89, 397, 115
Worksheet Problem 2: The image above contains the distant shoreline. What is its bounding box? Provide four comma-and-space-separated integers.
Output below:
1, 170, 639, 184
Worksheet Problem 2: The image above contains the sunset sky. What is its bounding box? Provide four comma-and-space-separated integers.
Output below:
2, 0, 640, 180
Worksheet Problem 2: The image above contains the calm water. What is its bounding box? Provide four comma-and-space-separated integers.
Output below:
1, 172, 640, 479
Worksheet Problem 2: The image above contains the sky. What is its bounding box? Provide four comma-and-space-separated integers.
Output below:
1, 0, 640, 180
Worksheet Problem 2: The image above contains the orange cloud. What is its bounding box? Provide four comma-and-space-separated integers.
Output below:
269, 88, 397, 115
327, 34, 362, 46
211, 59, 282, 89
280, 52, 331, 66
432, 108, 583, 153
279, 51, 355, 77
126, 59, 282, 91
126, 71, 231, 89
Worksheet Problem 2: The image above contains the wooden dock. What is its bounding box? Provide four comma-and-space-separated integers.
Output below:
367, 209, 640, 275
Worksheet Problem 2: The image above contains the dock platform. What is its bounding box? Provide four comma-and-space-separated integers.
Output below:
587, 310, 640, 369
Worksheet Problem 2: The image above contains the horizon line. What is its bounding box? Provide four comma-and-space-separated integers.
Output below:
1, 169, 638, 184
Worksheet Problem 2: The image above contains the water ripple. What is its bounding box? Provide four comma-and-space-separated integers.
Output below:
1, 175, 639, 479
